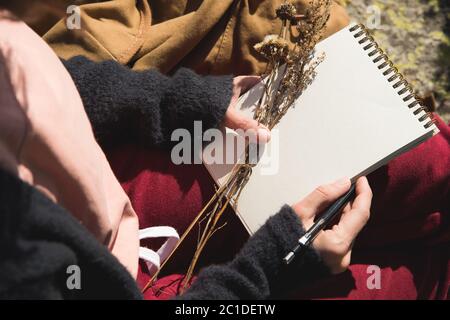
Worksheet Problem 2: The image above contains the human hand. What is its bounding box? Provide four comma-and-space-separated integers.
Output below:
223, 76, 271, 143
292, 177, 372, 274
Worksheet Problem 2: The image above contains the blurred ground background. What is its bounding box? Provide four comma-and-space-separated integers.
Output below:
338, 0, 450, 122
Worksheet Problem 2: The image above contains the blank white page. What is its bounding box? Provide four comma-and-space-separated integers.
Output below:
204, 23, 438, 234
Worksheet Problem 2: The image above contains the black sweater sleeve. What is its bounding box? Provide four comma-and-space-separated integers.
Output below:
0, 164, 329, 299
180, 205, 330, 300
62, 56, 233, 147
0, 168, 142, 300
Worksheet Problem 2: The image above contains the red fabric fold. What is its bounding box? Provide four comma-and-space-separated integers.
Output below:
107, 116, 449, 300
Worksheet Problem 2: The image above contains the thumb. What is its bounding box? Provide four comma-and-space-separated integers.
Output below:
233, 75, 262, 96
224, 107, 271, 143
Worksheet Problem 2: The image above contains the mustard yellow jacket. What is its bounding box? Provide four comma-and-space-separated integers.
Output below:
43, 0, 349, 75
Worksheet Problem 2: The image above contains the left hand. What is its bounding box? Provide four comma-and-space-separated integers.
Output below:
223, 76, 271, 143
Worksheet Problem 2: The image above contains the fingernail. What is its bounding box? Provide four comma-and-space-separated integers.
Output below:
257, 128, 271, 142
334, 177, 350, 186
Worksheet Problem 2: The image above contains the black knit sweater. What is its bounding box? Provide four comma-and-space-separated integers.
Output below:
0, 168, 141, 299
63, 56, 233, 147
0, 168, 329, 299
181, 206, 330, 299
0, 58, 330, 299
62, 57, 331, 298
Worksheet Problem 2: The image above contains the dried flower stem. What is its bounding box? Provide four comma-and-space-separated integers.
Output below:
143, 0, 332, 294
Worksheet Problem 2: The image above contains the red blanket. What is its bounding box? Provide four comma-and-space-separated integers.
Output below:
107, 116, 449, 300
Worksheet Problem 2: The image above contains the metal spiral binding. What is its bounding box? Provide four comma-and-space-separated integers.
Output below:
349, 24, 435, 129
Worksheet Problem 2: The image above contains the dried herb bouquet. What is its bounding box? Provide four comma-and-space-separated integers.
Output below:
144, 0, 333, 293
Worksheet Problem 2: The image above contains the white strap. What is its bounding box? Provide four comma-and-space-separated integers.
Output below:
138, 226, 179, 276
139, 247, 161, 270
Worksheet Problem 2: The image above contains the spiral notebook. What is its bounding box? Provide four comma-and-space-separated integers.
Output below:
204, 23, 439, 234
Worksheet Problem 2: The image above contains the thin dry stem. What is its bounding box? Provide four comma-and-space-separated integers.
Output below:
143, 0, 332, 295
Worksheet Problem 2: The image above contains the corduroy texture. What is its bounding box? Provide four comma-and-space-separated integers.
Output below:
63, 56, 233, 147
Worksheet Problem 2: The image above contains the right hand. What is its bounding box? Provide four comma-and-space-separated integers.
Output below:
292, 177, 372, 274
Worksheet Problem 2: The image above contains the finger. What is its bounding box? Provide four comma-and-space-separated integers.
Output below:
342, 202, 352, 214
234, 75, 262, 95
336, 177, 372, 241
337, 202, 352, 224
338, 250, 353, 274
292, 178, 352, 221
224, 107, 271, 143
351, 176, 372, 211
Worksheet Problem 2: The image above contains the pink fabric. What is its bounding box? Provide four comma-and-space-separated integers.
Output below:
0, 13, 139, 277
108, 117, 449, 300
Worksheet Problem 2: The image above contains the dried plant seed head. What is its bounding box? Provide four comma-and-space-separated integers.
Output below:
148, 0, 334, 293
254, 35, 290, 62
276, 2, 297, 22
